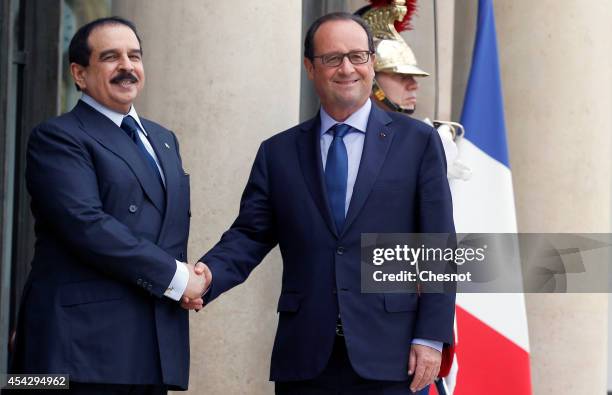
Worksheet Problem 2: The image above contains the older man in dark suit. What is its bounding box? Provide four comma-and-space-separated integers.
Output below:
186, 12, 455, 394
10, 17, 208, 394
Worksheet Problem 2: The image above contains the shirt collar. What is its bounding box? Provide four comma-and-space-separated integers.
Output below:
319, 98, 371, 137
80, 94, 147, 135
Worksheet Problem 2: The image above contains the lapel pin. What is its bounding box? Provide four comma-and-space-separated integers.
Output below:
164, 142, 170, 149
379, 131, 387, 138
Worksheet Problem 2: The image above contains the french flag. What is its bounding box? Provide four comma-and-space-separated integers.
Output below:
436, 0, 533, 393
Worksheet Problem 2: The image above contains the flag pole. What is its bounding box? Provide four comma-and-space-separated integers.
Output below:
432, 0, 440, 120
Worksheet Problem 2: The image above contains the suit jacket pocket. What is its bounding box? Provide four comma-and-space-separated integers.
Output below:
276, 293, 303, 313
59, 280, 130, 307
384, 293, 418, 312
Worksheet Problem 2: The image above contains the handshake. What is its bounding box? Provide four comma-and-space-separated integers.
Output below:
181, 261, 211, 311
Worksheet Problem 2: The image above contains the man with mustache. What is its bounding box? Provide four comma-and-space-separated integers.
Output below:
185, 11, 455, 394
9, 17, 208, 394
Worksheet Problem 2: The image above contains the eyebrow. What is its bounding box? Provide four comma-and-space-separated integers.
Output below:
98, 48, 142, 59
318, 49, 370, 55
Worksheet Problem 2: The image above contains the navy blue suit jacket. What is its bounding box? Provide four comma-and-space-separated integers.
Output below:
202, 104, 455, 382
12, 101, 191, 389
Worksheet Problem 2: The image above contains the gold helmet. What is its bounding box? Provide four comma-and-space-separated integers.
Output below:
358, 0, 428, 77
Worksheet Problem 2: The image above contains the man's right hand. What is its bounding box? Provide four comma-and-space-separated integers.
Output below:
182, 262, 208, 300
181, 262, 212, 311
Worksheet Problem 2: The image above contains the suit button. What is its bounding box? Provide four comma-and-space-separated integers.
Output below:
336, 246, 345, 255
129, 204, 138, 213
137, 278, 142, 285
147, 284, 152, 290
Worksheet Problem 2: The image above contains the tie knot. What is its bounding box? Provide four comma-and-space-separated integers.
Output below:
121, 115, 140, 140
331, 123, 351, 139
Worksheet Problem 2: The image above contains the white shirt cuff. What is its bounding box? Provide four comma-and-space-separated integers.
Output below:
164, 260, 189, 301
412, 338, 443, 353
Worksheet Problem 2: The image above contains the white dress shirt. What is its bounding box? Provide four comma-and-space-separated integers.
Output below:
319, 99, 370, 215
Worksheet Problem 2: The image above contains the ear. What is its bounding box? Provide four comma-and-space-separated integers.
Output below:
303, 57, 315, 80
70, 63, 87, 91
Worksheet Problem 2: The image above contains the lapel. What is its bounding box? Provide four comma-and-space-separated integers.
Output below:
296, 114, 338, 237
72, 101, 165, 214
342, 105, 394, 235
142, 118, 180, 243
142, 119, 178, 203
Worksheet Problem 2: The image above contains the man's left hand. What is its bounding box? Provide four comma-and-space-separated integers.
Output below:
408, 343, 441, 393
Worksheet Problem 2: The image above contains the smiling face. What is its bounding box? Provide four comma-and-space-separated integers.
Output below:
376, 72, 419, 111
70, 23, 145, 114
304, 19, 375, 121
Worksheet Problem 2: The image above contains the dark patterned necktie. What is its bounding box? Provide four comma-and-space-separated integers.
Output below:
121, 115, 164, 187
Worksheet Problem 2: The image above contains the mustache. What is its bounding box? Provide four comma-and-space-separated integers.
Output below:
110, 73, 138, 84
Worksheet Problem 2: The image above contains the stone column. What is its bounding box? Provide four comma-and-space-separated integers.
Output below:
454, 1, 612, 393
113, 1, 302, 393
